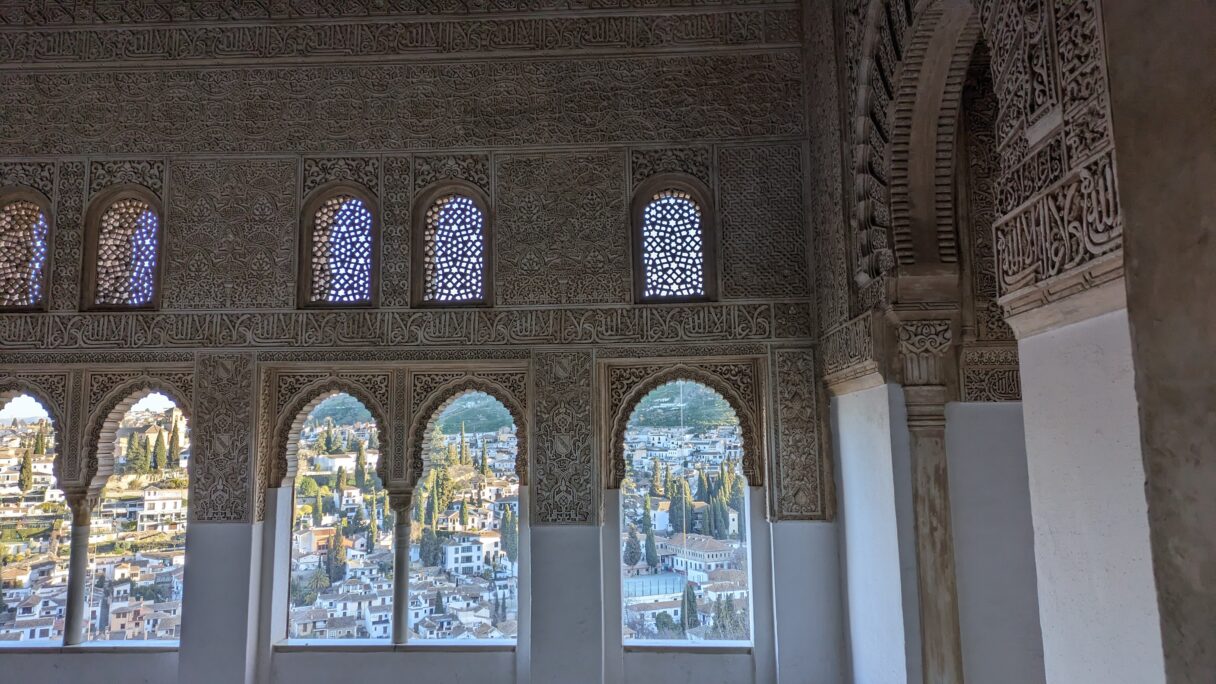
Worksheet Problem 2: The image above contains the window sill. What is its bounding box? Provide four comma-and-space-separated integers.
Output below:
624, 641, 753, 655
275, 639, 515, 653
0, 642, 178, 654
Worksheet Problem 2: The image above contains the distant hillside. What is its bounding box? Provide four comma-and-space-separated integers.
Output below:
308, 394, 373, 426
629, 381, 738, 429
436, 392, 515, 434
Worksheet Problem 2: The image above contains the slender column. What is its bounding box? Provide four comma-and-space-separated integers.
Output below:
898, 320, 964, 684
63, 493, 93, 646
390, 493, 412, 645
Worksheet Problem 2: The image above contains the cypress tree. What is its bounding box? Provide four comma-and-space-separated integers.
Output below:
645, 524, 659, 570
18, 448, 33, 492
445, 442, 458, 467
641, 494, 653, 534
662, 464, 671, 498
151, 431, 167, 471
649, 458, 662, 497
680, 582, 701, 631
669, 478, 693, 534
167, 424, 182, 469
336, 467, 348, 490
502, 507, 518, 564
420, 526, 442, 567
32, 427, 45, 456
426, 424, 446, 461
126, 434, 150, 474
623, 525, 642, 567
479, 441, 491, 477
312, 500, 323, 527
459, 423, 470, 466
355, 440, 367, 490
459, 500, 469, 529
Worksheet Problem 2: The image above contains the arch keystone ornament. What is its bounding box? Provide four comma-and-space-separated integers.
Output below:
600, 358, 766, 492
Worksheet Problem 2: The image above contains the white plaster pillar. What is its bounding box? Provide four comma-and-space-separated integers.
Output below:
390, 495, 411, 645
944, 402, 1045, 684
832, 383, 919, 684
1016, 309, 1165, 683
177, 520, 263, 684
255, 486, 292, 684
531, 524, 603, 684
62, 495, 93, 646
770, 519, 845, 684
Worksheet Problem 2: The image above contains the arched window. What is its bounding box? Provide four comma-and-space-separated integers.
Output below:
87, 391, 190, 642
632, 176, 717, 302
0, 393, 69, 644
411, 391, 519, 640
0, 191, 51, 310
619, 381, 751, 643
286, 392, 387, 640
300, 186, 377, 306
413, 183, 491, 306
85, 188, 162, 309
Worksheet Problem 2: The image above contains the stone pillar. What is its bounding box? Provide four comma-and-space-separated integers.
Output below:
63, 492, 93, 646
898, 320, 964, 684
390, 493, 411, 645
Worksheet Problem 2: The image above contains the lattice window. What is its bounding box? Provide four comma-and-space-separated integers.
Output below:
423, 194, 485, 303
0, 200, 49, 307
309, 195, 373, 303
94, 198, 159, 306
640, 190, 706, 299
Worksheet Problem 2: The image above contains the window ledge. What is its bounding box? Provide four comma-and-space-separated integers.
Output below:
276, 639, 515, 653
624, 641, 753, 655
0, 643, 179, 654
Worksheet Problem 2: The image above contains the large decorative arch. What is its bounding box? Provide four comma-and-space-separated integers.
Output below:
847, 0, 1120, 316
82, 375, 194, 500
603, 361, 765, 490
407, 373, 529, 488
270, 377, 390, 489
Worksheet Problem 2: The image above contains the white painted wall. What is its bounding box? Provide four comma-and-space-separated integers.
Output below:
1018, 309, 1166, 684
833, 384, 915, 684
0, 650, 178, 684
945, 402, 1045, 684
178, 521, 263, 684
624, 651, 755, 683
272, 648, 516, 683
530, 525, 603, 684
771, 521, 846, 684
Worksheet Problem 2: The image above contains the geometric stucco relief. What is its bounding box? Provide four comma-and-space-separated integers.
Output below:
532, 351, 595, 525
190, 352, 255, 523
770, 349, 830, 520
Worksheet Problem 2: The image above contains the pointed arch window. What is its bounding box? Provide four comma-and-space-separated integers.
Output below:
0, 189, 51, 311
413, 182, 492, 306
84, 187, 162, 309
632, 175, 717, 303
300, 185, 378, 307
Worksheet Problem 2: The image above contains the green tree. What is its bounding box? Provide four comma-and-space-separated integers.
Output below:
297, 475, 320, 498
425, 423, 446, 462
312, 501, 323, 527
336, 467, 348, 490
151, 431, 167, 471
502, 507, 519, 564
662, 464, 672, 498
18, 448, 33, 492
167, 424, 182, 469
368, 429, 379, 449
32, 427, 45, 456
623, 525, 642, 567
648, 458, 663, 497
354, 440, 367, 490
126, 435, 150, 475
368, 498, 378, 548
641, 494, 654, 534
644, 526, 659, 570
680, 582, 701, 631
697, 468, 711, 503
326, 527, 347, 584
669, 478, 693, 534
655, 611, 680, 638
479, 441, 491, 477
444, 443, 458, 467
420, 526, 443, 567
459, 500, 469, 529
459, 423, 470, 466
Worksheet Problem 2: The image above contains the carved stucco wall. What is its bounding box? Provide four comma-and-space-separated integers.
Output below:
0, 2, 827, 525
821, 0, 1119, 394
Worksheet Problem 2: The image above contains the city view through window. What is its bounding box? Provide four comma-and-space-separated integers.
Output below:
620, 381, 752, 644
0, 391, 189, 643
288, 391, 519, 641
